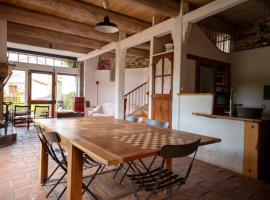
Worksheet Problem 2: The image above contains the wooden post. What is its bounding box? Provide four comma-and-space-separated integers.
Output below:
0, 19, 7, 120
114, 32, 127, 119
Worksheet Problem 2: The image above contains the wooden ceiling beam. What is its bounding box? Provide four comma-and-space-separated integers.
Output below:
7, 22, 106, 50
7, 22, 149, 57
0, 3, 118, 43
124, 0, 180, 17
7, 34, 93, 54
0, 0, 150, 34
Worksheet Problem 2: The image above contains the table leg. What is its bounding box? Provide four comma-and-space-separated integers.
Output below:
67, 144, 83, 200
39, 142, 48, 184
165, 158, 172, 170
165, 158, 172, 194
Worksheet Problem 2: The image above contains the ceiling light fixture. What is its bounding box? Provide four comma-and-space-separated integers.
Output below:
95, 0, 119, 34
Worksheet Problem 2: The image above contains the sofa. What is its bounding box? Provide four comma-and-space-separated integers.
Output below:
88, 103, 114, 117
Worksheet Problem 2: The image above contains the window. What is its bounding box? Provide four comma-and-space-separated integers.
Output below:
8, 51, 77, 68
4, 70, 26, 109
46, 58, 54, 66
8, 52, 18, 62
19, 54, 28, 63
31, 73, 53, 101
215, 32, 231, 53
54, 59, 62, 67
57, 75, 78, 111
29, 55, 37, 64
37, 56, 46, 65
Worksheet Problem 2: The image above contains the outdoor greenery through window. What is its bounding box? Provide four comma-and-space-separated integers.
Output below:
4, 70, 26, 110
57, 75, 78, 111
7, 51, 77, 68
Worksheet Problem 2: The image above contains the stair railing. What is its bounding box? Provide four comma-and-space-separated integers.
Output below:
124, 81, 149, 118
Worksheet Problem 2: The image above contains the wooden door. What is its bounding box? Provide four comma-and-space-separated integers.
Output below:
28, 71, 56, 117
152, 52, 173, 126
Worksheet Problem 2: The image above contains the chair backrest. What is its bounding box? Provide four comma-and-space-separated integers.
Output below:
125, 115, 143, 123
159, 139, 201, 182
34, 105, 50, 117
147, 119, 169, 128
34, 124, 67, 167
159, 139, 201, 159
14, 105, 30, 115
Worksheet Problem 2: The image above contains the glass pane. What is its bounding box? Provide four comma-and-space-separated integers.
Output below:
62, 60, 76, 68
31, 104, 51, 117
4, 70, 26, 110
163, 76, 171, 94
31, 73, 52, 100
19, 54, 28, 63
57, 75, 77, 111
54, 59, 62, 67
8, 52, 18, 62
29, 55, 37, 64
164, 58, 172, 75
155, 77, 162, 94
37, 57, 46, 65
155, 59, 162, 77
46, 58, 54, 66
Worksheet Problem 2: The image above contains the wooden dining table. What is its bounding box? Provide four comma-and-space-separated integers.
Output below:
35, 117, 221, 200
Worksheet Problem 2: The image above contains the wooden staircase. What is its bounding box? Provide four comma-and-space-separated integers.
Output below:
124, 81, 149, 120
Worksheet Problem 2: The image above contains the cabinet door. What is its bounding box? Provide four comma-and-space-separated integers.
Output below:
244, 122, 259, 179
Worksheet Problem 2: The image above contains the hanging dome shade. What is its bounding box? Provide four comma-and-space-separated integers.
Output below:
95, 16, 119, 34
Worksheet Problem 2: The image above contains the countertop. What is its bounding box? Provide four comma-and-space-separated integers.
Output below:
192, 112, 262, 123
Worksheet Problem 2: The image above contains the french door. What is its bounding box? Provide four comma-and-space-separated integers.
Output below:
28, 71, 56, 117
152, 51, 173, 127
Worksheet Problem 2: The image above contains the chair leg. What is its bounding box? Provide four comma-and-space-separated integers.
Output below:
119, 162, 133, 184
83, 165, 102, 195
57, 186, 67, 200
113, 164, 122, 179
46, 172, 66, 198
43, 165, 60, 186
145, 192, 153, 200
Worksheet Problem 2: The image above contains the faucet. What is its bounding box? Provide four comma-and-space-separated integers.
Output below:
229, 89, 237, 117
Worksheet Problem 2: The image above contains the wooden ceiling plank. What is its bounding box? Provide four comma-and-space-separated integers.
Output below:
7, 22, 148, 57
0, 0, 150, 34
124, 0, 180, 17
7, 34, 93, 54
183, 0, 249, 23
7, 22, 106, 50
199, 16, 235, 33
0, 3, 118, 43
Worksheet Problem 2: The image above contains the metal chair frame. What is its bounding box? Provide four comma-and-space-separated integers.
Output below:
128, 139, 201, 200
34, 124, 103, 200
13, 105, 32, 129
147, 119, 169, 128
34, 105, 50, 118
125, 116, 143, 123
113, 118, 169, 184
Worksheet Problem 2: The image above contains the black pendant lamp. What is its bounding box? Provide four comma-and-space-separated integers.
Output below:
95, 0, 119, 34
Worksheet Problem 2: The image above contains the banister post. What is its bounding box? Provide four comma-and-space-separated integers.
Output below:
123, 97, 127, 120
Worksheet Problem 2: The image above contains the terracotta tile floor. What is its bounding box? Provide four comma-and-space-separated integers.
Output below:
0, 126, 270, 200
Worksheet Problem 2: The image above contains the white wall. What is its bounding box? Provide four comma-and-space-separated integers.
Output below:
84, 57, 149, 107
179, 94, 244, 174
231, 46, 270, 117
84, 57, 98, 107
181, 25, 230, 93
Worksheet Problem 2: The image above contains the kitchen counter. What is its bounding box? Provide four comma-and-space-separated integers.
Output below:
192, 112, 262, 123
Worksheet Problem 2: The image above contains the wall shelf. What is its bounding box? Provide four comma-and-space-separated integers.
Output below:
153, 50, 174, 57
